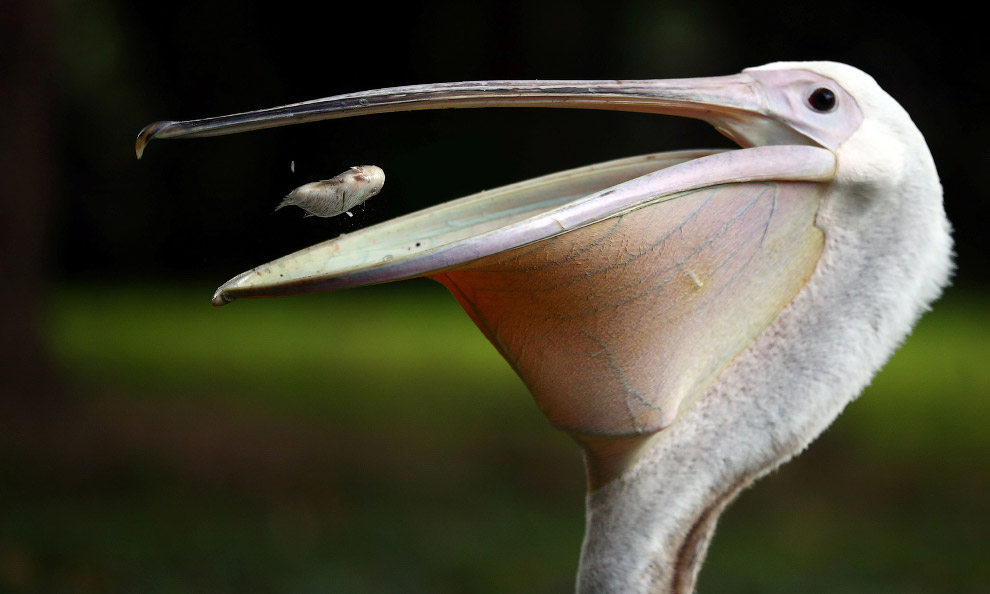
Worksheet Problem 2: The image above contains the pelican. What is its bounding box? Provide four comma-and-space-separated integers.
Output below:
137, 62, 952, 593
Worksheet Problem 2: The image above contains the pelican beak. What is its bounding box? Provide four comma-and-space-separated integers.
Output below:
135, 72, 837, 305
137, 73, 814, 158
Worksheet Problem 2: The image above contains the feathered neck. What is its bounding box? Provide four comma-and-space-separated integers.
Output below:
576, 137, 952, 593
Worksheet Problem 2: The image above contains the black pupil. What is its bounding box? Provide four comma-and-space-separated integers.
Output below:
808, 87, 836, 112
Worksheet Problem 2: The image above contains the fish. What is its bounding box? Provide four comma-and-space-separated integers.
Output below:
276, 165, 384, 218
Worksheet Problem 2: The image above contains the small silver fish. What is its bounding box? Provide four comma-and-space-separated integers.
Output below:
276, 165, 385, 218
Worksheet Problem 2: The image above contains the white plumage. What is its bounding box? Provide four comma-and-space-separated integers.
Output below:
579, 65, 952, 592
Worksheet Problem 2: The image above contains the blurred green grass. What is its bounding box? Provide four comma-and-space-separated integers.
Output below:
838, 290, 990, 456
0, 282, 986, 593
45, 280, 528, 424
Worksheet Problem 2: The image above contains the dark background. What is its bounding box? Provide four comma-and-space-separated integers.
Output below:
48, 1, 989, 286
2, 1, 987, 593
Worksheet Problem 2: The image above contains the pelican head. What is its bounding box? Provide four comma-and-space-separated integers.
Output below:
137, 62, 952, 593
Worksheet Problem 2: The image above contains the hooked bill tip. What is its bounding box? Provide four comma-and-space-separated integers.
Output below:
134, 121, 175, 159
212, 287, 235, 306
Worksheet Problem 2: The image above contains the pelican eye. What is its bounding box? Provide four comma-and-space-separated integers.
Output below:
808, 87, 837, 112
